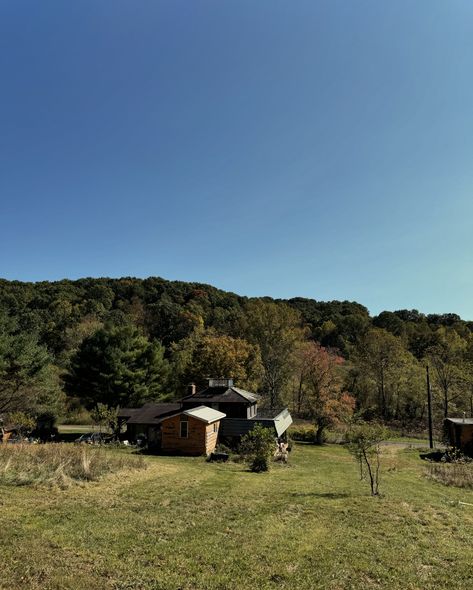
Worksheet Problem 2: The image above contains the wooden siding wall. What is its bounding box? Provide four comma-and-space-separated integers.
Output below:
459, 424, 473, 448
450, 423, 473, 450
204, 421, 219, 455
446, 422, 473, 454
161, 415, 220, 455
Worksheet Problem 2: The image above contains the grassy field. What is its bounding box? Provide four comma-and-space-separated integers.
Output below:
1, 444, 473, 590
57, 424, 100, 434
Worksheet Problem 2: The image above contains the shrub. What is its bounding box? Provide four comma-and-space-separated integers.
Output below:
240, 424, 276, 473
0, 443, 146, 488
441, 446, 473, 464
214, 443, 233, 455
6, 411, 36, 436
289, 424, 316, 442
61, 408, 94, 425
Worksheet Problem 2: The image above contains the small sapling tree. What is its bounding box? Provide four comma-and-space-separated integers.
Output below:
240, 424, 276, 472
91, 404, 119, 437
345, 422, 388, 496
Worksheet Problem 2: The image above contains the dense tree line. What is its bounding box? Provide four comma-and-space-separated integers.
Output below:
1, 276, 473, 434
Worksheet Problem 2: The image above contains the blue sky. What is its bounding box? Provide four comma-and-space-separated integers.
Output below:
1, 1, 473, 318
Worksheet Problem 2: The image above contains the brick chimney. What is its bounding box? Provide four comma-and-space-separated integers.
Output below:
187, 383, 196, 396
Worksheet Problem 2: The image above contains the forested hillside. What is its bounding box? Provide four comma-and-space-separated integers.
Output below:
1, 276, 472, 434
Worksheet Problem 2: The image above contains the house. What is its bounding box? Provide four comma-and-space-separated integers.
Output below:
182, 379, 292, 446
118, 378, 293, 454
444, 417, 473, 455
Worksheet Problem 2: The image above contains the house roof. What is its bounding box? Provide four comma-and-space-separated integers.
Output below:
446, 418, 473, 425
252, 408, 288, 419
183, 405, 226, 424
251, 408, 293, 437
119, 403, 182, 425
182, 385, 259, 405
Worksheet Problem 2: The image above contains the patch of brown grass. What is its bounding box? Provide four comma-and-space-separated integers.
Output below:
0, 443, 146, 488
427, 462, 473, 489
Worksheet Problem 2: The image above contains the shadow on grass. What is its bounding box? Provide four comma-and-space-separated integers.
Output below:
291, 491, 351, 499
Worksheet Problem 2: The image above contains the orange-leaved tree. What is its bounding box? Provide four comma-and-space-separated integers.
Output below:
294, 342, 355, 444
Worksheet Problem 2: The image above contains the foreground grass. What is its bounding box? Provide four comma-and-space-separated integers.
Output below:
1, 445, 473, 589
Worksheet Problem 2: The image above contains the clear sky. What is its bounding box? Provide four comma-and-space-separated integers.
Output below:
1, 1, 473, 318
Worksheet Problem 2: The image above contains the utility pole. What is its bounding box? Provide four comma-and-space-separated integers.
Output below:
426, 365, 434, 449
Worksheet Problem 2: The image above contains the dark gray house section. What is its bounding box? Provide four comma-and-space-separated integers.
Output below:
181, 379, 259, 419
219, 408, 293, 442
183, 380, 292, 445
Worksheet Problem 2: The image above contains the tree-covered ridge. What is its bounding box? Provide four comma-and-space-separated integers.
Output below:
1, 276, 473, 432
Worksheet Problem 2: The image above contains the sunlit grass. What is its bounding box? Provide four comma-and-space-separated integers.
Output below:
1, 444, 473, 589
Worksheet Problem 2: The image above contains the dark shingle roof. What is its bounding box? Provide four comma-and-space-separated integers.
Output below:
182, 385, 259, 405
119, 403, 182, 425
251, 408, 287, 419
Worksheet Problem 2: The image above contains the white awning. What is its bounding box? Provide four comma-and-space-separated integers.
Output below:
183, 405, 226, 424
274, 409, 293, 437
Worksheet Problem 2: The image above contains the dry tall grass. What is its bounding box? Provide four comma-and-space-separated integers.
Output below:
427, 462, 473, 489
0, 443, 146, 488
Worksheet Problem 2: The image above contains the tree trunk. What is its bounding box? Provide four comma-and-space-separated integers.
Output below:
380, 366, 386, 419
296, 375, 304, 416
443, 385, 449, 418
362, 449, 378, 496
315, 424, 325, 445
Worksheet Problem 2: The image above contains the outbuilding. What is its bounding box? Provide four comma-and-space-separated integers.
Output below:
444, 417, 473, 456
161, 406, 226, 455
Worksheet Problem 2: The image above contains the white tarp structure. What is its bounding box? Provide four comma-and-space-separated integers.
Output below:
273, 409, 293, 437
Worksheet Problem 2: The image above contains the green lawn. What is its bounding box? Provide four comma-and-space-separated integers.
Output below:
1, 444, 473, 589
57, 424, 99, 434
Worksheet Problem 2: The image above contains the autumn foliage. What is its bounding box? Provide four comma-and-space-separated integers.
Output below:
293, 342, 355, 443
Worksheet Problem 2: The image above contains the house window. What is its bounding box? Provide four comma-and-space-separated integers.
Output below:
180, 420, 188, 438
213, 423, 218, 433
